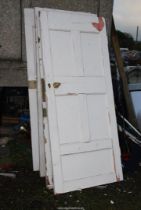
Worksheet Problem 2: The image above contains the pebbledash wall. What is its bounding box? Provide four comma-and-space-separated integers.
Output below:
0, 0, 113, 87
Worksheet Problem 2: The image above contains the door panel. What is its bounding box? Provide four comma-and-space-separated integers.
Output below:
80, 32, 104, 76
61, 149, 114, 181
56, 95, 89, 144
50, 30, 77, 76
87, 94, 110, 139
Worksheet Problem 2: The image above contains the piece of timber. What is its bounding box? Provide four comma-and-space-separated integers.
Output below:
111, 17, 137, 128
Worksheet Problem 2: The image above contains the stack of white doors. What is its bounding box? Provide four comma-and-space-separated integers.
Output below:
24, 8, 123, 194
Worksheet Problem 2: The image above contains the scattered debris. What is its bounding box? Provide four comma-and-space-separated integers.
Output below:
96, 185, 107, 189
0, 173, 16, 178
110, 200, 115, 205
0, 137, 12, 146
138, 162, 141, 167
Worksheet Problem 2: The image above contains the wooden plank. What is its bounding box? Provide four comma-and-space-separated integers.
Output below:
35, 8, 53, 185
34, 11, 46, 177
101, 19, 123, 181
111, 18, 137, 127
40, 11, 64, 193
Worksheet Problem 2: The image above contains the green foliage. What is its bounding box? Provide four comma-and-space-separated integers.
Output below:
117, 30, 135, 49
134, 41, 141, 51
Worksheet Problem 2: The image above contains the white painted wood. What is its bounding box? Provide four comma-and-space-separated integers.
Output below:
40, 11, 64, 193
40, 9, 123, 194
60, 139, 112, 155
100, 21, 123, 180
62, 149, 114, 181
24, 9, 39, 171
34, 8, 53, 184
34, 9, 46, 177
53, 77, 106, 95
63, 173, 116, 193
24, 8, 53, 184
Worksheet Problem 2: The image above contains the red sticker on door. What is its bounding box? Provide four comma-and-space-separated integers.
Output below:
92, 17, 104, 31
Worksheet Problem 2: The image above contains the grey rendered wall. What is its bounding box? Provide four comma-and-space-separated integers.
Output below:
0, 0, 21, 60
0, 0, 113, 86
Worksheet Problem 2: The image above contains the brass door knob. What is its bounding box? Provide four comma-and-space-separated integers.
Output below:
53, 82, 61, 88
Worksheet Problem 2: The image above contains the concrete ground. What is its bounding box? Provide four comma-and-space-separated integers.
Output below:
0, 162, 141, 210
0, 129, 141, 210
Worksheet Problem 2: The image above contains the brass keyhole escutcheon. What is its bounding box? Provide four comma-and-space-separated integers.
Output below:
53, 82, 61, 88
48, 83, 51, 88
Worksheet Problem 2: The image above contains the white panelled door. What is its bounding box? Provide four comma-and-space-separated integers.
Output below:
40, 9, 123, 194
